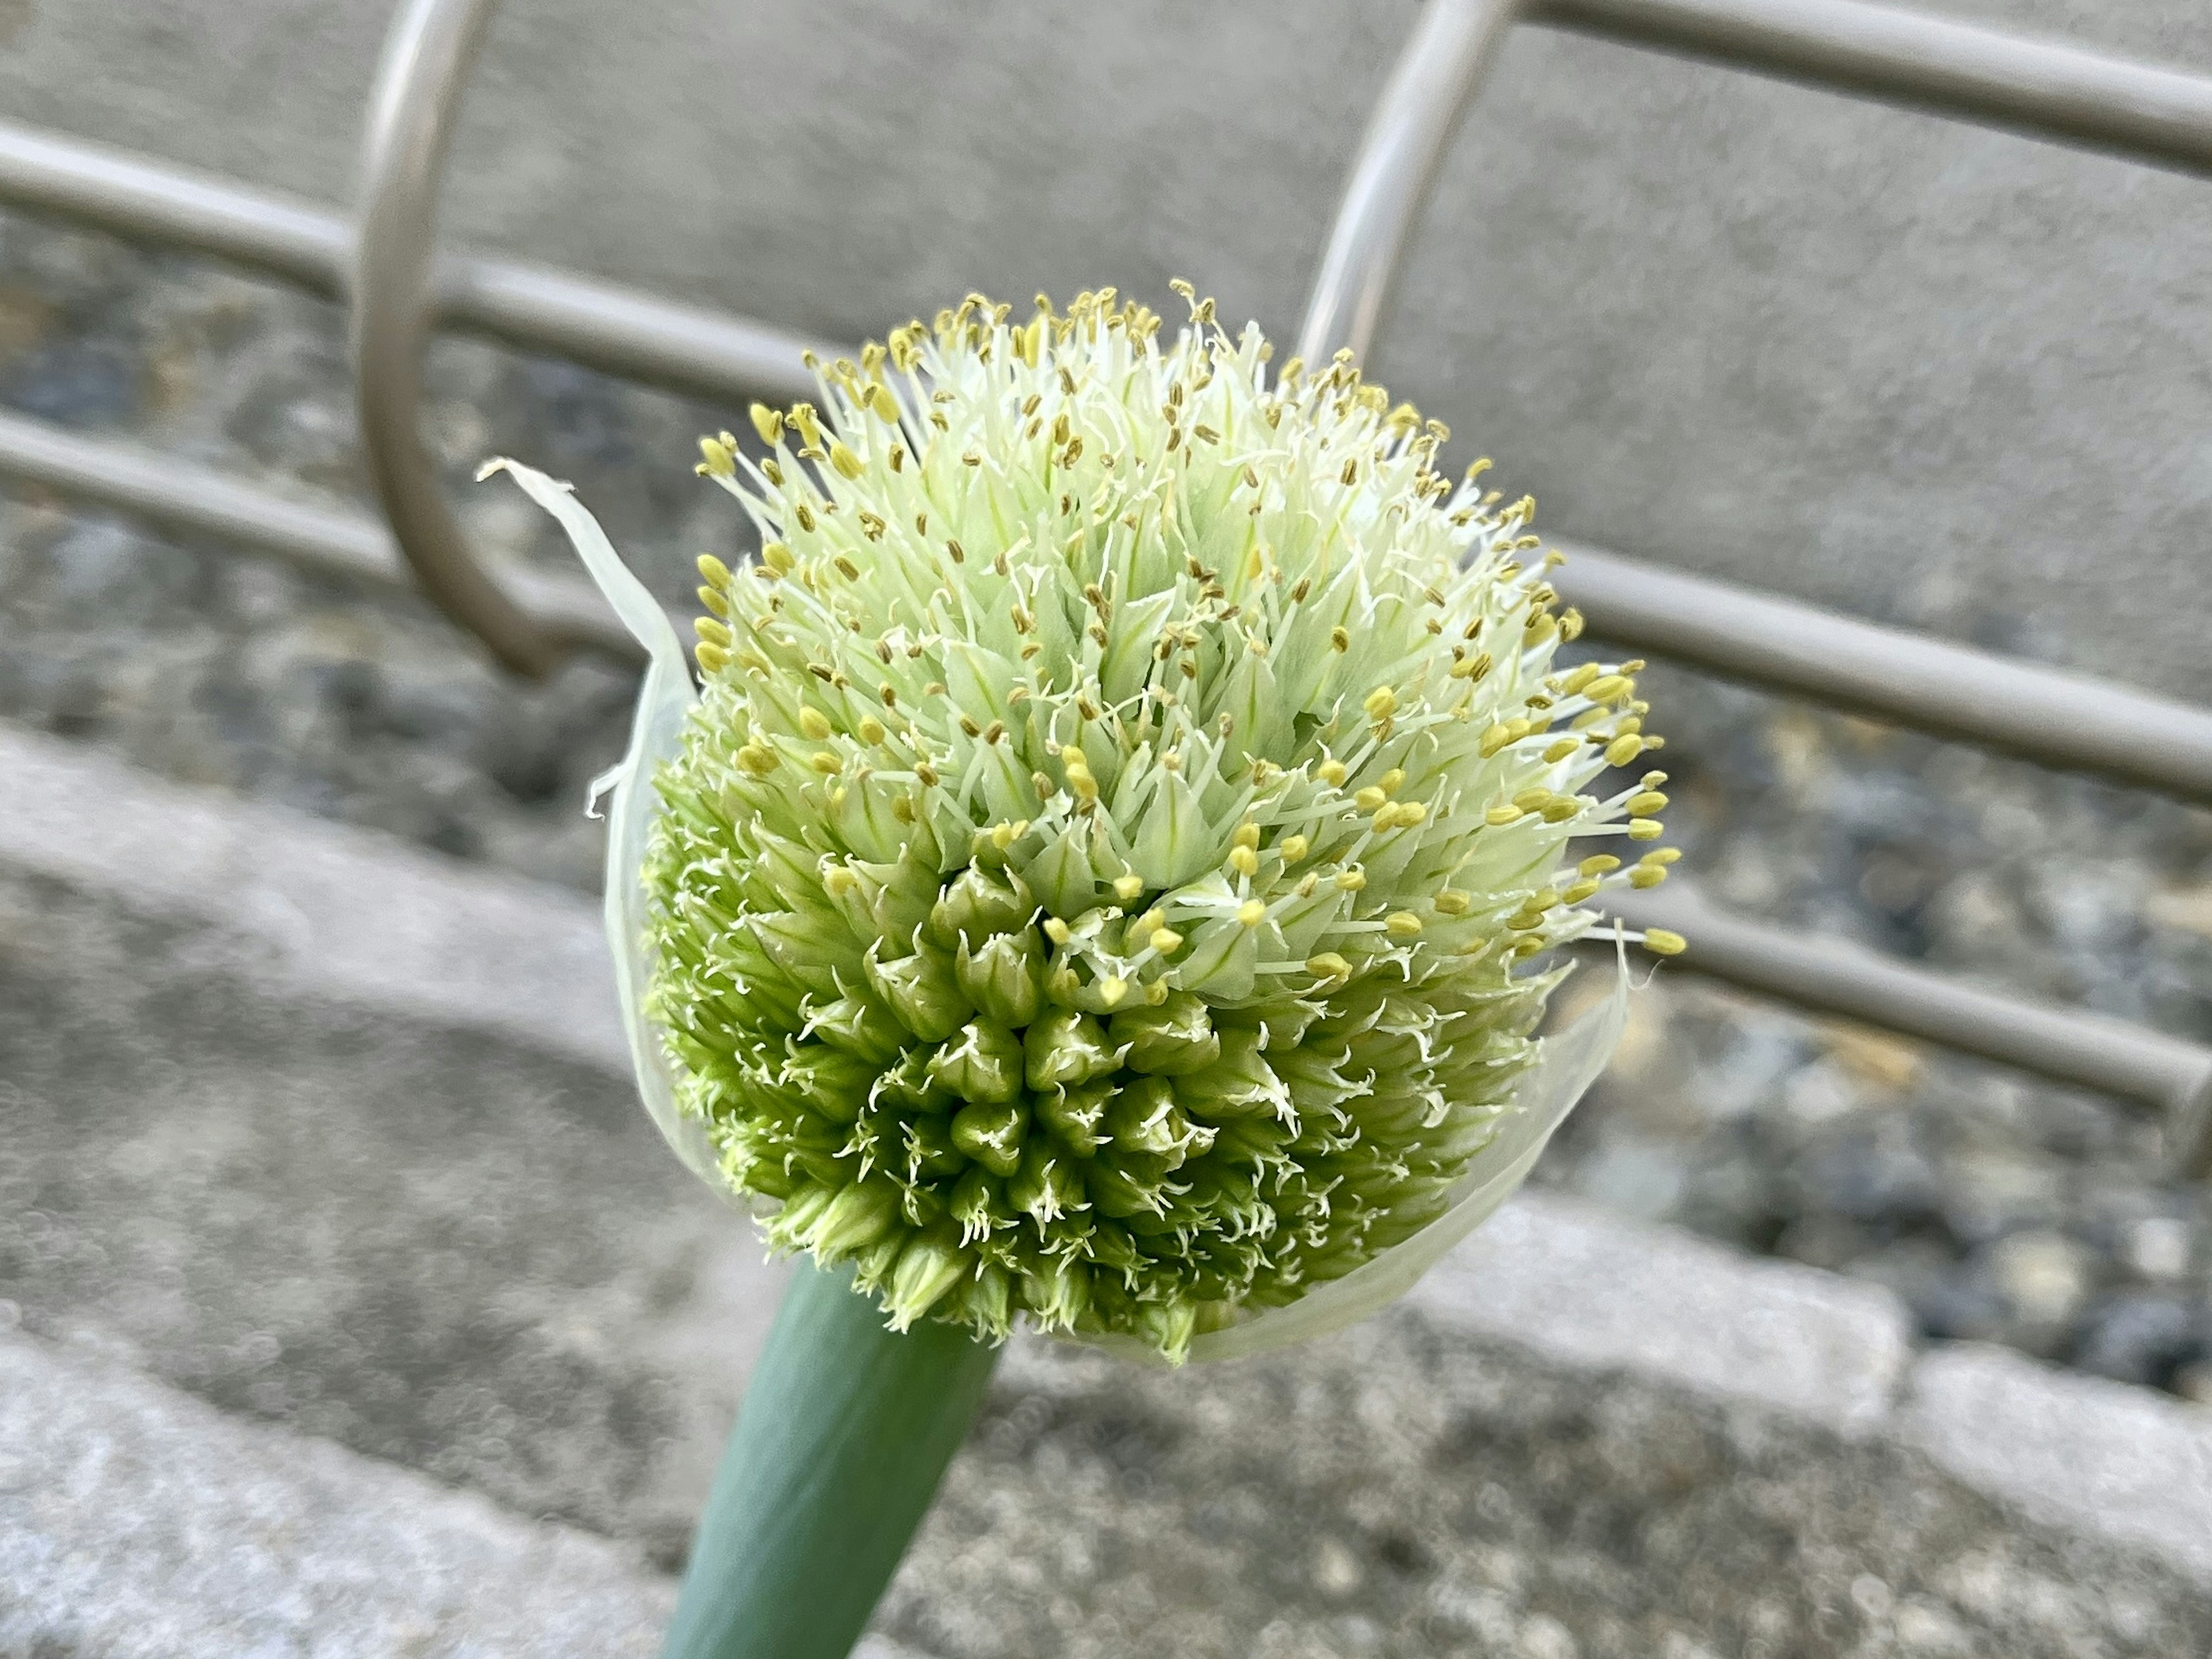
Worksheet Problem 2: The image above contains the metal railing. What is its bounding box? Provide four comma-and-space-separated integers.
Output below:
0, 0, 2206, 1171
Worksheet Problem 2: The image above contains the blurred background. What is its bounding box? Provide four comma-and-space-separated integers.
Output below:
3, 1, 2211, 1654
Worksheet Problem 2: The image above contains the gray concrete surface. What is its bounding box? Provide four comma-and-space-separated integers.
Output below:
7, 717, 2212, 1654
0, 1328, 671, 1657
2, 1, 2209, 696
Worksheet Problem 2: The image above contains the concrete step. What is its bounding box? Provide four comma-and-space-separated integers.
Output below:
6, 719, 2212, 1656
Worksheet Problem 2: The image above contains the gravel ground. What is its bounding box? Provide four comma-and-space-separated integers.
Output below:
2, 209, 2207, 1400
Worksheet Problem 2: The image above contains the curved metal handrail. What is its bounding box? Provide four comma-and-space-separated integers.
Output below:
1297, 0, 1524, 369
353, 0, 567, 677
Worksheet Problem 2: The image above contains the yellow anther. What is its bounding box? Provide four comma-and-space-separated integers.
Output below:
1098, 976, 1129, 1007
1229, 846, 1259, 876
1537, 798, 1577, 824
1237, 900, 1268, 927
1150, 929, 1187, 953
1113, 874, 1146, 902
1505, 912, 1545, 931
824, 867, 861, 899
990, 821, 1018, 851
748, 403, 784, 446
1583, 673, 1632, 703
1563, 878, 1600, 904
1355, 786, 1389, 812
1627, 817, 1664, 840
1306, 952, 1352, 980
1630, 865, 1669, 888
865, 384, 900, 423
857, 716, 886, 745
1642, 929, 1688, 957
1512, 787, 1554, 811
760, 541, 794, 575
694, 642, 730, 675
1450, 651, 1494, 681
1543, 738, 1581, 763
696, 435, 737, 478
1070, 770, 1101, 802
1486, 805, 1524, 827
1580, 854, 1621, 875
1043, 916, 1073, 945
737, 743, 777, 775
1330, 627, 1350, 652
809, 751, 841, 774
1278, 835, 1309, 863
1559, 662, 1601, 695
1626, 790, 1669, 816
828, 441, 864, 480
1378, 768, 1406, 793
1317, 759, 1349, 787
799, 709, 833, 740
1434, 889, 1471, 915
694, 617, 732, 646
1605, 734, 1646, 767
1336, 868, 1368, 892
1525, 887, 1560, 912
1641, 847, 1683, 866
1479, 724, 1516, 758
1363, 687, 1398, 721
1233, 821, 1262, 851
1641, 771, 1669, 789
697, 552, 733, 587
1385, 911, 1423, 938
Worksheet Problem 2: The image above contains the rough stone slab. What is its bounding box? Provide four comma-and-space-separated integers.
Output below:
1421, 1190, 1914, 1434
0, 1327, 669, 1658
1902, 1342, 2212, 1586
0, 721, 624, 1074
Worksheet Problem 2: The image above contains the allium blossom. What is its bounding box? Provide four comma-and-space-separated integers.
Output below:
490, 287, 1681, 1363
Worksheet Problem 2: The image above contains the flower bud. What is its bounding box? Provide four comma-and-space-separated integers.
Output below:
1036, 1078, 1113, 1156
957, 930, 1048, 1028
1109, 991, 1221, 1075
1023, 1008, 1119, 1090
865, 944, 973, 1043
950, 1093, 1030, 1177
926, 1017, 1025, 1104
928, 864, 1036, 950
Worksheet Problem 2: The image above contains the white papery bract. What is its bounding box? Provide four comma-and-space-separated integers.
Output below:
641, 289, 1676, 1361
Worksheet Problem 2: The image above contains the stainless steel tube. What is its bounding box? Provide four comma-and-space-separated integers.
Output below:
1297, 0, 1525, 369
1533, 0, 2212, 179
1554, 541, 2212, 805
0, 405, 640, 661
353, 0, 561, 676
1606, 884, 2212, 1175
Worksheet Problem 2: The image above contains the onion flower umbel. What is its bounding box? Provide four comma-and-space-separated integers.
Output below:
483, 285, 1683, 1659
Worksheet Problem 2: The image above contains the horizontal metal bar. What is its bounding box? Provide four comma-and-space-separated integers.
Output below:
1605, 884, 2212, 1176
0, 406, 642, 662
1532, 0, 2212, 179
1552, 541, 2212, 805
3, 121, 2210, 799
0, 118, 825, 407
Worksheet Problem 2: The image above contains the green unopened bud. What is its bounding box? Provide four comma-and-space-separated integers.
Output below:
884, 1228, 972, 1330
865, 944, 972, 1043
1037, 1078, 1113, 1155
951, 1166, 1010, 1243
957, 930, 1047, 1028
950, 1260, 1014, 1330
899, 1111, 967, 1181
1023, 1007, 1119, 1089
1104, 1075, 1215, 1170
950, 1093, 1029, 1176
1084, 1155, 1172, 1219
809, 1180, 899, 1255
1008, 1141, 1085, 1223
781, 1043, 880, 1123
801, 992, 907, 1064
928, 864, 1034, 950
1109, 991, 1221, 1075
1183, 1027, 1290, 1118
1021, 824, 1102, 918
927, 1018, 1025, 1104
1021, 1255, 1093, 1332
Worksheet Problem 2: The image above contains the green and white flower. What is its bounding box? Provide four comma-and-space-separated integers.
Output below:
488, 286, 1680, 1364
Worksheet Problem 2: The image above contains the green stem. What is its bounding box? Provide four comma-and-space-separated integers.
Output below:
662, 1256, 1001, 1659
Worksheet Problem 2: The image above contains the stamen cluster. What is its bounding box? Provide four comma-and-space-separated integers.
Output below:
650, 287, 1680, 1359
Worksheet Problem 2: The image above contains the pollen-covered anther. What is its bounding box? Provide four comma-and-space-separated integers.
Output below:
1642, 928, 1688, 957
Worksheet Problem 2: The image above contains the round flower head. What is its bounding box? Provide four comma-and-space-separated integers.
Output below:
510, 289, 1675, 1362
